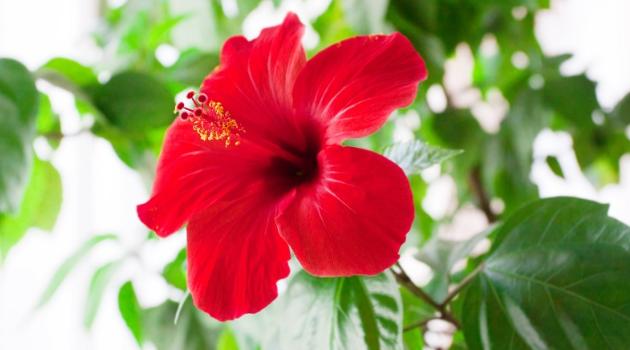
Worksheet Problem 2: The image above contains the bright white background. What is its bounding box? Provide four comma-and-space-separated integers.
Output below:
0, 0, 629, 349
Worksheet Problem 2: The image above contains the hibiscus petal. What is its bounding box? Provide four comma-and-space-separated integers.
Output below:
201, 13, 308, 146
137, 119, 271, 237
293, 33, 427, 144
186, 183, 291, 321
276, 145, 414, 276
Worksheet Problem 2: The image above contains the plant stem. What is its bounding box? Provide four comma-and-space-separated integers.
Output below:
392, 263, 461, 329
469, 166, 497, 223
441, 262, 485, 307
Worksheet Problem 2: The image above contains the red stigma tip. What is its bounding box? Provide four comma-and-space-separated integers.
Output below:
186, 91, 195, 99
194, 108, 203, 117
180, 111, 189, 120
176, 102, 185, 110
197, 93, 208, 103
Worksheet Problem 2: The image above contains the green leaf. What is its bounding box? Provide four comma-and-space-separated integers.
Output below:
401, 287, 432, 349
0, 58, 38, 121
270, 271, 403, 350
341, 0, 389, 34
611, 92, 630, 126
462, 197, 630, 349
0, 159, 62, 260
217, 327, 240, 350
163, 248, 187, 290
0, 59, 38, 213
36, 234, 118, 309
38, 57, 99, 96
384, 140, 462, 175
94, 71, 174, 132
164, 49, 219, 92
85, 261, 122, 328
543, 73, 599, 129
118, 281, 144, 345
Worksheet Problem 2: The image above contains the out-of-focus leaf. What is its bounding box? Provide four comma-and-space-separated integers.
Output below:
0, 159, 62, 260
163, 248, 187, 290
545, 155, 563, 178
483, 88, 547, 215
341, 0, 389, 34
94, 71, 174, 132
38, 57, 99, 96
0, 59, 38, 213
544, 73, 598, 129
401, 287, 432, 349
313, 0, 356, 50
611, 92, 630, 126
217, 327, 239, 350
462, 197, 630, 349
36, 94, 61, 148
164, 49, 219, 91
118, 281, 144, 345
36, 234, 118, 308
415, 230, 489, 303
0, 58, 38, 120
143, 299, 220, 350
267, 271, 403, 350
384, 139, 462, 175
85, 260, 122, 328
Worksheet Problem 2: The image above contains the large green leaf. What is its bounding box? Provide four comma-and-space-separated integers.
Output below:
94, 71, 174, 132
0, 59, 38, 213
36, 234, 118, 308
384, 139, 462, 176
462, 197, 630, 349
118, 281, 144, 345
0, 159, 62, 260
268, 271, 403, 350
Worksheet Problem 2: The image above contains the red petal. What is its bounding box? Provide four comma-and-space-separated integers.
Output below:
276, 145, 414, 276
186, 183, 291, 321
137, 119, 271, 237
293, 33, 427, 144
201, 13, 309, 147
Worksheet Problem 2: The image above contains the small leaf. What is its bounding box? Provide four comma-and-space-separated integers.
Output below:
462, 197, 630, 349
384, 139, 462, 175
0, 158, 62, 260
85, 261, 122, 328
118, 281, 143, 345
94, 71, 174, 132
36, 234, 117, 308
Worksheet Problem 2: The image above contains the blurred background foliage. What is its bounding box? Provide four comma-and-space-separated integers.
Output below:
1, 0, 630, 349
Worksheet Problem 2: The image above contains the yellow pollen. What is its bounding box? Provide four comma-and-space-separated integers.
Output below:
181, 98, 244, 147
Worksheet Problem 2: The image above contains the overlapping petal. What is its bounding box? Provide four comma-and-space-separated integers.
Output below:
293, 33, 427, 144
137, 119, 271, 237
276, 145, 414, 276
187, 180, 292, 320
201, 13, 310, 148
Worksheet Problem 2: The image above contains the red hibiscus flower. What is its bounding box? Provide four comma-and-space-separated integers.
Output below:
138, 13, 427, 321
